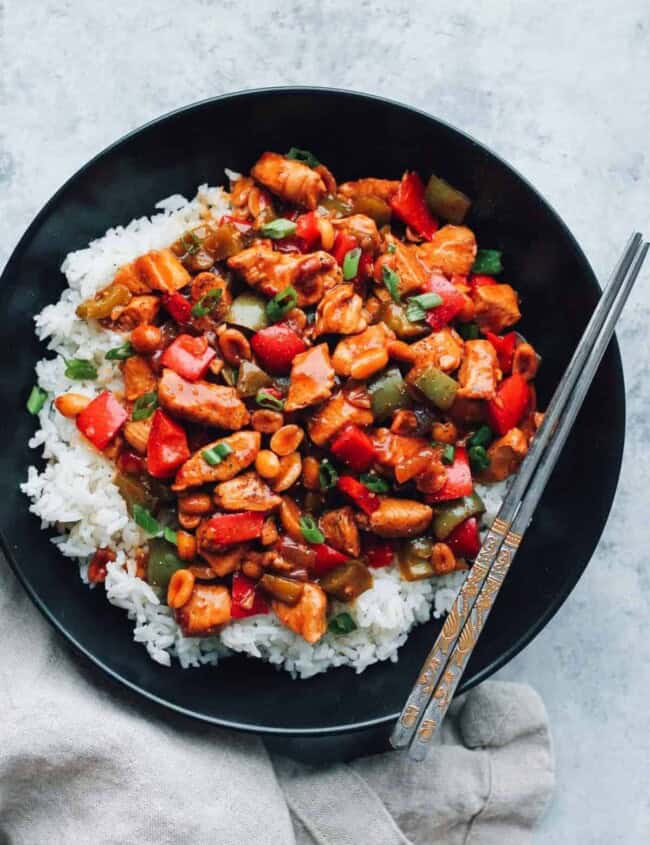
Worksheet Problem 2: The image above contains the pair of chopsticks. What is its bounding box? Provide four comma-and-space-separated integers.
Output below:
391, 233, 648, 761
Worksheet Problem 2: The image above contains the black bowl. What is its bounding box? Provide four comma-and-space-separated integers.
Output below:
0, 88, 625, 736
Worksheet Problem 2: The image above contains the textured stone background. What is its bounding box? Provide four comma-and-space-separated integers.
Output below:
1, 1, 649, 842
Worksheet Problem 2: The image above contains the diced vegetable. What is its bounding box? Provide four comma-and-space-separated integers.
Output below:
76, 391, 127, 450
364, 536, 395, 568
319, 560, 373, 601
428, 446, 472, 502
487, 373, 530, 435
202, 442, 233, 466
485, 331, 517, 374
106, 341, 135, 361
147, 538, 184, 589
378, 301, 428, 339
468, 425, 493, 449
259, 573, 304, 605
191, 287, 223, 318
342, 248, 362, 281
468, 445, 490, 472
227, 292, 269, 331
294, 212, 321, 251
330, 425, 376, 473
132, 391, 158, 421
328, 612, 357, 635
399, 536, 435, 581
331, 231, 358, 265
368, 367, 411, 421
390, 172, 438, 239
382, 265, 401, 303
431, 492, 485, 540
472, 249, 503, 275
250, 324, 307, 374
313, 543, 348, 574
65, 358, 98, 381
146, 409, 190, 479
236, 360, 273, 398
337, 476, 381, 515
360, 474, 390, 494
447, 516, 481, 559
319, 459, 339, 490
405, 292, 442, 323
412, 366, 459, 410
277, 535, 317, 569
161, 334, 216, 382
424, 174, 472, 224
441, 444, 455, 465
76, 283, 131, 321
203, 512, 265, 546
113, 470, 156, 514
266, 286, 298, 323
286, 147, 320, 168
260, 218, 297, 239
231, 572, 270, 619
26, 386, 47, 415
348, 194, 392, 225
161, 292, 192, 324
255, 389, 285, 410
424, 275, 465, 330
458, 322, 480, 340
299, 515, 325, 544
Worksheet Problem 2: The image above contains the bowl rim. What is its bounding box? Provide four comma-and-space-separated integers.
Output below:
0, 85, 626, 735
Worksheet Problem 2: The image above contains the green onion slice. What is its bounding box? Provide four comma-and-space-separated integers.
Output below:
132, 391, 158, 421
260, 218, 297, 239
360, 473, 390, 493
180, 231, 201, 255
299, 514, 325, 545
468, 425, 493, 449
191, 287, 223, 318
106, 341, 135, 361
382, 265, 401, 303
342, 248, 362, 281
405, 292, 443, 322
162, 526, 178, 545
26, 385, 48, 415
328, 612, 357, 635
64, 358, 98, 381
202, 442, 234, 466
133, 504, 162, 536
386, 243, 397, 254
255, 389, 285, 411
441, 444, 456, 465
458, 322, 480, 340
318, 459, 339, 490
286, 147, 320, 168
468, 444, 490, 472
266, 286, 298, 322
472, 249, 503, 275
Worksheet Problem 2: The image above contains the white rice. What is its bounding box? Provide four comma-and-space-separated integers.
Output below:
20, 178, 504, 678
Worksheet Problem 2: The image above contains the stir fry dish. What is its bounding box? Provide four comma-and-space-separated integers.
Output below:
44, 149, 542, 647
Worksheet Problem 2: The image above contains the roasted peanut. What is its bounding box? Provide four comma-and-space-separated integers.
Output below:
176, 530, 197, 561
123, 419, 152, 454
255, 449, 281, 479
284, 307, 307, 333
387, 340, 416, 363
242, 560, 263, 580
54, 393, 91, 418
279, 496, 304, 543
272, 452, 302, 492
431, 542, 457, 575
316, 217, 335, 251
167, 569, 195, 608
349, 347, 389, 380
512, 342, 539, 381
218, 327, 251, 365
178, 492, 213, 515
130, 323, 162, 354
261, 516, 279, 546
432, 421, 458, 444
178, 512, 201, 530
251, 409, 284, 433
301, 455, 321, 490
270, 424, 304, 457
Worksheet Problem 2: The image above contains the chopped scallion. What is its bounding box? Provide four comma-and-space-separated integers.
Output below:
255, 389, 285, 411
382, 265, 401, 303
328, 612, 357, 635
472, 249, 503, 275
266, 286, 298, 322
342, 247, 362, 281
132, 391, 158, 421
286, 147, 320, 168
191, 287, 223, 318
26, 385, 48, 415
405, 292, 443, 322
299, 514, 325, 544
133, 504, 162, 536
180, 231, 201, 255
458, 322, 480, 340
441, 444, 456, 465
260, 218, 297, 239
106, 341, 135, 361
64, 358, 98, 381
360, 473, 390, 493
318, 459, 339, 490
468, 444, 490, 472
468, 425, 493, 449
386, 243, 397, 254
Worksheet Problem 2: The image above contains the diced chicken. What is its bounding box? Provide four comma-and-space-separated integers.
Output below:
448, 396, 486, 426
251, 152, 327, 210
374, 236, 428, 296
228, 243, 341, 307
365, 498, 433, 538
113, 263, 150, 295
284, 344, 335, 412
172, 431, 261, 491
332, 322, 395, 377
332, 214, 382, 254
122, 355, 157, 401
110, 295, 161, 330
319, 506, 361, 557
312, 283, 367, 337
189, 271, 232, 329
272, 582, 328, 644
338, 178, 400, 203
196, 524, 250, 574
410, 327, 464, 374
483, 427, 528, 482
472, 284, 521, 333
457, 339, 500, 400
371, 428, 442, 487
123, 417, 152, 454
416, 225, 477, 276
158, 368, 249, 429
176, 584, 231, 635
213, 471, 281, 512
308, 392, 374, 446
134, 249, 191, 293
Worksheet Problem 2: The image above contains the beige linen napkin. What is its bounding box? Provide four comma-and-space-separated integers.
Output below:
0, 556, 554, 844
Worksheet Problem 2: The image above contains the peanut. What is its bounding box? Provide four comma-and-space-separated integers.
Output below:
54, 393, 91, 418
270, 424, 304, 457
251, 409, 284, 433
130, 323, 162, 354
513, 342, 539, 381
255, 449, 281, 480
218, 327, 251, 366
123, 418, 152, 454
431, 542, 457, 575
431, 421, 458, 444
176, 530, 197, 561
261, 516, 279, 546
279, 496, 304, 543
301, 455, 321, 490
167, 569, 195, 609
271, 452, 302, 493
316, 217, 335, 250
178, 492, 213, 515
241, 560, 263, 580
178, 512, 201, 530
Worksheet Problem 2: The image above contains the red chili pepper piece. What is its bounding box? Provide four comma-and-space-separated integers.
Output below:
364, 536, 395, 568
330, 425, 376, 473
428, 446, 473, 503
447, 517, 481, 560
161, 292, 192, 324
337, 475, 381, 515
313, 543, 348, 575
424, 274, 465, 331
485, 331, 517, 374
487, 374, 530, 435
295, 211, 322, 251
161, 333, 216, 382
76, 391, 127, 451
146, 409, 190, 479
250, 324, 307, 375
390, 172, 439, 240
469, 274, 498, 288
231, 572, 270, 618
204, 512, 266, 546
87, 548, 115, 584
117, 450, 146, 476
331, 231, 358, 265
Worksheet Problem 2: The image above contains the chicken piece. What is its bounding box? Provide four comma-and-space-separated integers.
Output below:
483, 427, 528, 482
332, 322, 395, 377
213, 471, 281, 512
123, 417, 152, 454
272, 582, 328, 644
371, 428, 441, 486
416, 225, 477, 276
251, 151, 327, 210
448, 396, 486, 427
472, 284, 521, 333
110, 295, 160, 331
332, 214, 382, 254
364, 498, 433, 538
410, 327, 464, 374
284, 344, 335, 412
228, 243, 340, 307
172, 431, 261, 491
319, 506, 361, 557
189, 271, 232, 329
122, 355, 157, 401
196, 521, 250, 573
158, 368, 249, 430
175, 584, 231, 635
312, 283, 367, 337
134, 248, 191, 293
457, 339, 500, 400
113, 263, 150, 295
308, 392, 374, 446
338, 178, 400, 203
374, 236, 428, 297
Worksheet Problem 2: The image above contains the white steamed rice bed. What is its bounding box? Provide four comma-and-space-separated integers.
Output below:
20, 179, 505, 678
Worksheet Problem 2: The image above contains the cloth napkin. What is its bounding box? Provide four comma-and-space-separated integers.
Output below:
0, 556, 554, 844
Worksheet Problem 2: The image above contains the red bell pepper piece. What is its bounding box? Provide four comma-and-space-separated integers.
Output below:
117, 450, 146, 476
313, 543, 348, 574
218, 214, 254, 234
295, 211, 322, 251
161, 333, 216, 382
428, 446, 473, 503
76, 391, 127, 451
331, 231, 358, 265
485, 331, 517, 374
337, 476, 381, 515
146, 409, 190, 479
250, 324, 307, 374
364, 536, 395, 568
424, 274, 465, 330
204, 512, 265, 546
161, 292, 192, 324
231, 572, 270, 618
487, 373, 530, 435
469, 274, 498, 289
447, 517, 481, 559
330, 425, 376, 473
390, 172, 439, 240
87, 548, 115, 584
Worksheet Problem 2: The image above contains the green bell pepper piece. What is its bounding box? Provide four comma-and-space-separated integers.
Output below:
413, 366, 458, 410
147, 538, 184, 591
369, 367, 411, 421
425, 174, 472, 224
226, 293, 269, 331
236, 360, 273, 397
431, 492, 485, 540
